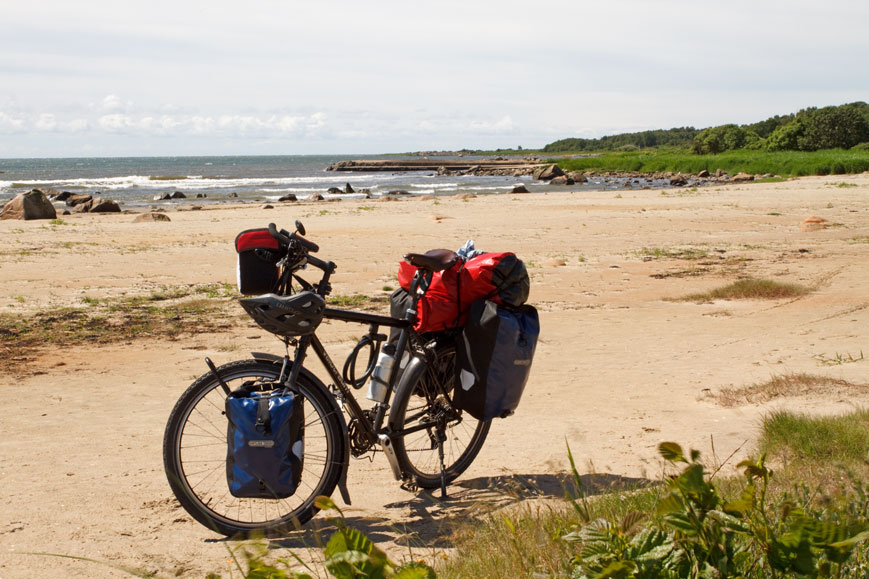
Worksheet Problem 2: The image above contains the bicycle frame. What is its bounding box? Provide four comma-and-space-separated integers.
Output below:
266, 243, 439, 483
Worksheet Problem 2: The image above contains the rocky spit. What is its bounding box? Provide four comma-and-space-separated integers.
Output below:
328, 158, 771, 188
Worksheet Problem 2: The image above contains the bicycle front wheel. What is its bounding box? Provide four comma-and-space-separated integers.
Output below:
388, 343, 490, 489
163, 359, 345, 536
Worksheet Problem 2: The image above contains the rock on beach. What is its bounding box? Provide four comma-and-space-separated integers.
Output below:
0, 189, 57, 220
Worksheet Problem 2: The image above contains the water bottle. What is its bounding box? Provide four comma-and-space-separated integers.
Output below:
366, 343, 396, 402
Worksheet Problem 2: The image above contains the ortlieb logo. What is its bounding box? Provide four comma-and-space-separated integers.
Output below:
513, 359, 531, 366
248, 440, 275, 448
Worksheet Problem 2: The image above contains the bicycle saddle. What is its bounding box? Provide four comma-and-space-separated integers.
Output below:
404, 249, 459, 272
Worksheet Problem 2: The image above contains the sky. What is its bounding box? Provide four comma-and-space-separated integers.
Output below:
1, 0, 867, 158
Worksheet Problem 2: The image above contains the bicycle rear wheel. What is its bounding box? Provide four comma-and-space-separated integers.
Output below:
388, 342, 490, 488
163, 359, 345, 536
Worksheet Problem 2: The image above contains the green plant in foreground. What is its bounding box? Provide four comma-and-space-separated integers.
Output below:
206, 497, 436, 578
315, 496, 435, 579
566, 442, 869, 578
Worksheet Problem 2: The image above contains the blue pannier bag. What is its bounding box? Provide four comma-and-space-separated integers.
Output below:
225, 386, 304, 499
454, 299, 539, 420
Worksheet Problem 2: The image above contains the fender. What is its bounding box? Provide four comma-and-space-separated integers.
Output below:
386, 353, 427, 432
250, 351, 352, 506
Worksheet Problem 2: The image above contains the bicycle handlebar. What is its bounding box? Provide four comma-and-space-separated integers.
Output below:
268, 222, 320, 253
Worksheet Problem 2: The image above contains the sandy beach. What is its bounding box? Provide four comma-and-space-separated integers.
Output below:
2, 175, 869, 577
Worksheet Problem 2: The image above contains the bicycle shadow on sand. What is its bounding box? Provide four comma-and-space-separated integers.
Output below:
265, 471, 654, 551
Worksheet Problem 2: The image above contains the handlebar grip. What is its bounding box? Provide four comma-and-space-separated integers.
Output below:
268, 223, 292, 245
293, 233, 319, 253
267, 222, 319, 253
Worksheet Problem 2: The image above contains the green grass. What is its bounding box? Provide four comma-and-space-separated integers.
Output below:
553, 149, 869, 177
678, 278, 810, 302
760, 409, 869, 464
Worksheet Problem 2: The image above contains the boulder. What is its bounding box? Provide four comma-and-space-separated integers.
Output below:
72, 200, 93, 213
326, 187, 343, 195
196, 193, 207, 198
732, 172, 754, 182
344, 183, 354, 194
533, 164, 565, 181
51, 191, 75, 202
278, 194, 298, 202
549, 175, 575, 186
88, 198, 121, 213
0, 189, 57, 220
567, 171, 588, 183
133, 212, 171, 223
153, 193, 171, 201
66, 194, 93, 207
669, 174, 688, 186
715, 168, 727, 178
227, 192, 238, 198
511, 184, 529, 193
261, 204, 274, 210
698, 169, 710, 178
170, 191, 186, 199
309, 193, 325, 201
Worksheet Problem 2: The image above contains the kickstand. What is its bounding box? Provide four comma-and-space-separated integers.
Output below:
437, 432, 448, 499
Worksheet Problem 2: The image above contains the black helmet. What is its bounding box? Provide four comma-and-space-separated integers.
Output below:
239, 291, 325, 337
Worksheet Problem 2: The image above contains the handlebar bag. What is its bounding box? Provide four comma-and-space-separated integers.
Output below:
454, 299, 539, 420
225, 387, 304, 499
235, 228, 282, 295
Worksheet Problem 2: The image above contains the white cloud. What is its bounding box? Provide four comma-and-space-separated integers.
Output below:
0, 112, 26, 134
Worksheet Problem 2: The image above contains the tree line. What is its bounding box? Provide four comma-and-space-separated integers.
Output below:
542, 102, 869, 155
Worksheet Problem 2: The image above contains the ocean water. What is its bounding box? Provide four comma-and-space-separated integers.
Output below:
0, 155, 527, 207
0, 155, 672, 208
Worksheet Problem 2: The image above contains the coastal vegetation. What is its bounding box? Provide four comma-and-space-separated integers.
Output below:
539, 102, 869, 156
552, 149, 869, 178
476, 102, 869, 178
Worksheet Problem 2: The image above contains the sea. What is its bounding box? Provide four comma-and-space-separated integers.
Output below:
0, 155, 670, 209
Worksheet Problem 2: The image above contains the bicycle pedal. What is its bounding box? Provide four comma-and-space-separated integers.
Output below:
399, 479, 419, 493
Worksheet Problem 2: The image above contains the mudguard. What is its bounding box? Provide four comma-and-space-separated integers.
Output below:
250, 351, 352, 506
386, 353, 427, 433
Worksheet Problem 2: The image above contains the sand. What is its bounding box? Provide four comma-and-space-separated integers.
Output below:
2, 175, 869, 577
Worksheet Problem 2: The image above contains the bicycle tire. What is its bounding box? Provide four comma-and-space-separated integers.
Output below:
388, 342, 491, 489
163, 359, 345, 536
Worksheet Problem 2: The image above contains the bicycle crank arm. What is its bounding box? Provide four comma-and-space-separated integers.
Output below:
378, 434, 403, 481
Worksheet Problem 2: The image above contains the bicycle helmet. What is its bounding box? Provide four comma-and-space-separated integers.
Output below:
239, 291, 325, 337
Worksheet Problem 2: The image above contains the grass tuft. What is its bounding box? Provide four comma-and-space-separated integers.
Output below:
678, 278, 810, 302
711, 373, 869, 407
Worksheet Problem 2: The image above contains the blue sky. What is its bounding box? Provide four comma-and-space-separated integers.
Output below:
1, 0, 867, 157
